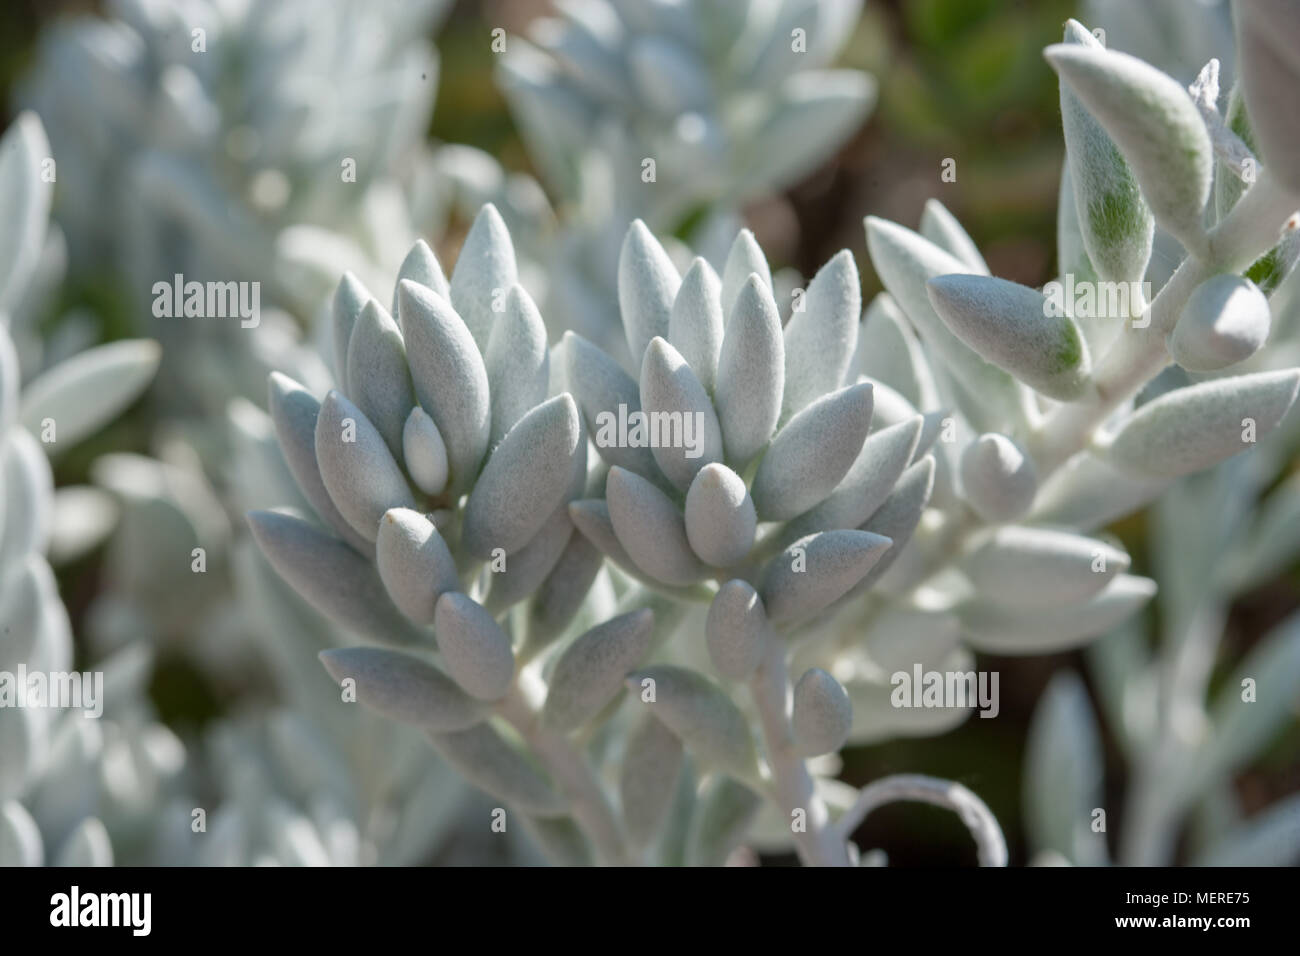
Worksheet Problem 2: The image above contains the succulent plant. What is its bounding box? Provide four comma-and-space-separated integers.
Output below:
0, 113, 178, 867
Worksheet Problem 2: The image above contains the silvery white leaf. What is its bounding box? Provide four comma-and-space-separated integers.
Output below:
1234, 0, 1300, 195
543, 608, 655, 731
401, 406, 449, 496
605, 466, 705, 586
619, 714, 684, 848
668, 258, 724, 392
0, 112, 53, 315
619, 220, 681, 364
736, 70, 874, 196
375, 508, 460, 626
0, 556, 64, 673
1058, 20, 1153, 286
53, 817, 112, 867
19, 339, 160, 452
714, 274, 784, 467
959, 574, 1156, 654
792, 667, 852, 757
563, 330, 660, 479
1044, 43, 1212, 250
524, 531, 605, 649
0, 799, 42, 866
751, 383, 873, 520
627, 665, 757, 776
1196, 614, 1300, 791
859, 605, 962, 675
568, 497, 635, 569
721, 229, 772, 322
1024, 671, 1108, 866
926, 274, 1090, 400
345, 300, 414, 458
398, 279, 492, 496
267, 373, 374, 555
762, 529, 892, 626
331, 272, 371, 385
706, 579, 771, 681
960, 527, 1129, 609
1031, 451, 1167, 530
433, 592, 515, 701
319, 646, 485, 733
960, 433, 1038, 522
865, 216, 1022, 428
787, 417, 924, 536
686, 776, 762, 867
628, 35, 712, 113
639, 337, 724, 490
1168, 274, 1270, 372
919, 199, 989, 275
315, 390, 415, 542
1105, 370, 1300, 478
479, 504, 569, 613
484, 284, 550, 447
429, 723, 564, 816
856, 293, 941, 411
781, 250, 861, 422
460, 393, 581, 557
683, 463, 755, 568
391, 239, 449, 313
0, 430, 53, 569
1194, 794, 1300, 867
247, 509, 427, 646
449, 203, 518, 351
849, 456, 937, 596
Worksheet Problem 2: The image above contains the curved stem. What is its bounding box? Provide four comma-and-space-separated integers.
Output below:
497, 681, 631, 866
834, 773, 1008, 867
749, 639, 851, 867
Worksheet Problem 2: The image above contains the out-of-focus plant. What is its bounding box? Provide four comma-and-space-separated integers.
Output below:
0, 112, 178, 866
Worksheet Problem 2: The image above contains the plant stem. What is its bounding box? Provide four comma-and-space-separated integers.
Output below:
497, 680, 631, 866
749, 639, 851, 866
833, 773, 1008, 867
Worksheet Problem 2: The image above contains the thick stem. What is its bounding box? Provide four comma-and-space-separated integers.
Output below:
749, 639, 851, 867
834, 774, 1008, 867
497, 681, 631, 866
1030, 171, 1300, 476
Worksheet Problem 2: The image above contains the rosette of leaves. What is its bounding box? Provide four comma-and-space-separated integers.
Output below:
0, 113, 177, 867
816, 14, 1300, 744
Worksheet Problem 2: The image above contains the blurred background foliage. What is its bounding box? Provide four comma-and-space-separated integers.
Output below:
2, 0, 1294, 866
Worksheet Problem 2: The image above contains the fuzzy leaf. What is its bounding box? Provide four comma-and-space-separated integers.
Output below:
619, 220, 681, 363
563, 331, 660, 478
524, 531, 605, 649
543, 608, 656, 731
247, 510, 426, 646
848, 456, 937, 597
1168, 275, 1269, 372
714, 275, 784, 466
721, 230, 772, 322
19, 340, 160, 451
401, 406, 449, 496
345, 300, 414, 457
398, 279, 492, 496
782, 251, 861, 421
668, 258, 724, 392
319, 646, 485, 732
484, 284, 550, 447
926, 274, 1090, 400
1044, 43, 1212, 250
449, 204, 518, 351
429, 723, 564, 816
762, 530, 892, 626
331, 272, 370, 384
485, 505, 573, 613
960, 433, 1038, 522
315, 391, 415, 542
627, 665, 757, 776
687, 776, 763, 867
751, 383, 873, 520
960, 527, 1129, 609
391, 239, 449, 312
375, 508, 460, 625
638, 337, 724, 489
605, 467, 705, 586
461, 393, 581, 557
684, 463, 756, 568
0, 112, 52, 314
619, 714, 684, 848
792, 668, 852, 756
1105, 370, 1300, 478
919, 199, 989, 275
706, 580, 771, 681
